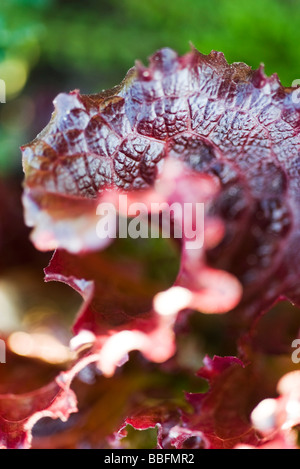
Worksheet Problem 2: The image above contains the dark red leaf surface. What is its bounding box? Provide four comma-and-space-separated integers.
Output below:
0, 350, 77, 449
14, 46, 300, 449
115, 356, 300, 449
21, 47, 300, 324
114, 356, 261, 449
44, 241, 178, 376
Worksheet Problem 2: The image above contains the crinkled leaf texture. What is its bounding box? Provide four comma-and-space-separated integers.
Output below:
14, 46, 300, 448
114, 356, 300, 449
113, 356, 261, 449
22, 46, 300, 320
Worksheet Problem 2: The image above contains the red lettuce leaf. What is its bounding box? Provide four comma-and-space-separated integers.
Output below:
44, 244, 178, 375
18, 46, 300, 449
21, 46, 300, 324
113, 355, 262, 449
43, 161, 242, 376
0, 350, 77, 449
114, 355, 300, 449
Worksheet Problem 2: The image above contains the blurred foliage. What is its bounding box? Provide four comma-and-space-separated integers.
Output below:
0, 0, 300, 173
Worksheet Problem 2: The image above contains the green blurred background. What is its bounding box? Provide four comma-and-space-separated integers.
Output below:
0, 0, 299, 174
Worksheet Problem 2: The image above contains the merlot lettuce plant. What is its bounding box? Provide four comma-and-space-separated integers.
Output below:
1, 46, 300, 449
